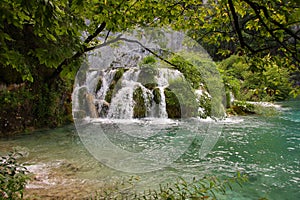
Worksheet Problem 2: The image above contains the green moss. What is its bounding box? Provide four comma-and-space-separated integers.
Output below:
144, 83, 158, 90
104, 68, 125, 103
133, 87, 146, 118
96, 78, 102, 92
230, 101, 255, 115
152, 88, 161, 104
169, 55, 203, 89
141, 56, 157, 64
105, 83, 115, 103
114, 68, 125, 80
229, 101, 279, 116
165, 88, 181, 118
167, 78, 198, 118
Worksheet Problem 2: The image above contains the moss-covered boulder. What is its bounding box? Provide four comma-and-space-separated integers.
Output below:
104, 68, 125, 103
133, 87, 146, 118
166, 78, 198, 118
165, 88, 181, 118
152, 88, 161, 105
229, 101, 255, 115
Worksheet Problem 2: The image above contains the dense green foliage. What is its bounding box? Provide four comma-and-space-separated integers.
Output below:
169, 55, 204, 89
218, 55, 294, 102
0, 81, 73, 135
0, 152, 30, 199
1, 0, 298, 83
187, 0, 299, 66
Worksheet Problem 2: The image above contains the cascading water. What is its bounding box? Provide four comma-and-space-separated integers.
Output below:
96, 69, 116, 100
89, 66, 185, 119
107, 69, 141, 119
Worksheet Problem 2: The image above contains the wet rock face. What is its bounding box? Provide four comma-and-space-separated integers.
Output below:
133, 87, 147, 118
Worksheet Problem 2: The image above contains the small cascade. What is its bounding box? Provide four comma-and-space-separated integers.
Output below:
107, 69, 141, 119
157, 87, 168, 118
96, 69, 116, 100
107, 85, 135, 119
92, 67, 184, 119
86, 71, 99, 93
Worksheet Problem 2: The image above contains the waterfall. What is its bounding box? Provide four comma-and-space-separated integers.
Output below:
86, 71, 99, 93
107, 86, 135, 119
139, 85, 153, 117
86, 67, 186, 119
73, 65, 217, 120
96, 69, 116, 100
107, 69, 141, 119
157, 87, 168, 118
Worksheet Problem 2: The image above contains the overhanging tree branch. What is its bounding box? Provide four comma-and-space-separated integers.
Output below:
228, 0, 255, 53
242, 0, 300, 63
87, 35, 179, 68
48, 22, 107, 81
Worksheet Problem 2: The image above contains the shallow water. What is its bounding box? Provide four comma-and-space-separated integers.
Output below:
0, 101, 299, 199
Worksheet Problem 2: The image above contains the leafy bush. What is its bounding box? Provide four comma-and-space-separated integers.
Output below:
218, 55, 294, 102
141, 56, 157, 65
169, 54, 203, 89
0, 152, 30, 199
92, 172, 247, 199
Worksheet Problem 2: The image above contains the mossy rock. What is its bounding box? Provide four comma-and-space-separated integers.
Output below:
133, 87, 146, 118
104, 68, 126, 103
144, 83, 158, 90
153, 88, 161, 104
98, 101, 110, 118
165, 88, 181, 118
167, 78, 199, 118
104, 82, 115, 103
231, 101, 255, 115
114, 68, 125, 80
96, 78, 102, 92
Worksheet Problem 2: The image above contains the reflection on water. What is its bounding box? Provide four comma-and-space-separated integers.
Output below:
0, 101, 299, 199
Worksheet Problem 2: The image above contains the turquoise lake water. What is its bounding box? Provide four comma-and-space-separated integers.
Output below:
0, 101, 299, 199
